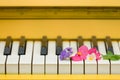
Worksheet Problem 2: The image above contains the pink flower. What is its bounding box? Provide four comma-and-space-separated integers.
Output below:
71, 46, 101, 61
71, 45, 89, 61
87, 48, 101, 60
78, 45, 89, 60
71, 54, 83, 61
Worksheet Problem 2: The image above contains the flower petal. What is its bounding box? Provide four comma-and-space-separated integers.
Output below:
60, 47, 73, 60
78, 45, 89, 56
88, 48, 101, 60
88, 48, 97, 54
71, 54, 83, 61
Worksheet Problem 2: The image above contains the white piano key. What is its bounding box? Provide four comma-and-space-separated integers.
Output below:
6, 41, 19, 74
70, 41, 83, 74
46, 41, 57, 74
98, 41, 109, 74
59, 41, 70, 74
84, 41, 97, 74
84, 41, 91, 50
19, 41, 33, 74
0, 41, 6, 73
32, 41, 44, 74
112, 41, 120, 55
111, 41, 120, 74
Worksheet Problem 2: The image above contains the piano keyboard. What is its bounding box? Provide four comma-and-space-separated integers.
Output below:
0, 36, 120, 74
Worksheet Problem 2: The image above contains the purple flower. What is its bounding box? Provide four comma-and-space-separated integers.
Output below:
60, 47, 73, 60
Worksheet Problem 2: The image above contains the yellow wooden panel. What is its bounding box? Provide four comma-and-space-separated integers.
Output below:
0, 0, 120, 6
0, 20, 120, 39
0, 74, 120, 80
0, 7, 120, 19
0, 20, 120, 79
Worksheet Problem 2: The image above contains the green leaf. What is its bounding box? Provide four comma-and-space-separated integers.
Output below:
102, 51, 113, 60
110, 56, 120, 61
102, 51, 120, 61
112, 55, 120, 60
107, 51, 114, 56
103, 55, 112, 60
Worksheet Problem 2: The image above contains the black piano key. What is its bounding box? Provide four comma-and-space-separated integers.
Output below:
41, 36, 48, 55
105, 36, 114, 53
91, 36, 98, 49
91, 36, 99, 74
4, 36, 12, 55
105, 37, 113, 74
77, 36, 86, 74
18, 36, 26, 55
56, 36, 62, 55
78, 36, 83, 48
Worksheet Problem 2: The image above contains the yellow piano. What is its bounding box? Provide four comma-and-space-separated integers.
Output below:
0, 0, 120, 79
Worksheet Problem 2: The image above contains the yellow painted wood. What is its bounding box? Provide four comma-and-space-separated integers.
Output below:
0, 7, 120, 19
0, 20, 120, 79
0, 20, 120, 39
0, 0, 120, 7
0, 74, 120, 80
